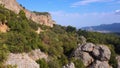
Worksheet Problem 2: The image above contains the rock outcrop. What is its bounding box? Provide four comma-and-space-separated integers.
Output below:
0, 0, 55, 27
72, 43, 112, 68
35, 27, 43, 34
5, 49, 48, 68
0, 23, 9, 33
63, 62, 75, 68
5, 53, 39, 68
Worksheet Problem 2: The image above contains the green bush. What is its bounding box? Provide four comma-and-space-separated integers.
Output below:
108, 45, 118, 68
71, 58, 85, 68
36, 59, 48, 68
33, 11, 50, 16
48, 59, 62, 68
0, 44, 9, 66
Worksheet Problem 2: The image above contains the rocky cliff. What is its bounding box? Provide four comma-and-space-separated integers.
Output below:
0, 0, 55, 27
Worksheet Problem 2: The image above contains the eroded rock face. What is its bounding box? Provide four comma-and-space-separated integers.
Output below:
72, 42, 112, 68
5, 49, 48, 68
0, 0, 22, 14
0, 0, 55, 27
63, 62, 75, 68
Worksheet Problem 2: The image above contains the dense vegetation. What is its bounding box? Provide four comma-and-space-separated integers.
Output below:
33, 11, 50, 16
0, 4, 120, 68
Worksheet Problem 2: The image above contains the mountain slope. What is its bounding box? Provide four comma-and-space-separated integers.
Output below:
81, 23, 120, 33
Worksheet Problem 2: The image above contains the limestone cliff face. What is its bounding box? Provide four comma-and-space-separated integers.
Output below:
0, 0, 55, 27
0, 0, 22, 14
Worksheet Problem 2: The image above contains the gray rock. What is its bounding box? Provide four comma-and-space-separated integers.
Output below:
82, 43, 95, 52
116, 56, 120, 68
63, 62, 75, 68
92, 45, 111, 61
92, 46, 100, 58
72, 43, 111, 67
81, 52, 94, 66
72, 45, 94, 66
89, 60, 111, 68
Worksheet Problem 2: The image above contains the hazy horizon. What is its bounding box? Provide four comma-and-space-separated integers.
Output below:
17, 0, 120, 28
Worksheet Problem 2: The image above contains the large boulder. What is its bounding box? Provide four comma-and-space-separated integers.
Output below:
63, 62, 75, 68
92, 45, 111, 61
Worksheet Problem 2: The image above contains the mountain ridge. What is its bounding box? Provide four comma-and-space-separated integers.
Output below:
81, 23, 120, 33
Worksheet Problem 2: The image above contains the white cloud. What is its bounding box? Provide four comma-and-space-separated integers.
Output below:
50, 11, 120, 28
71, 0, 113, 7
115, 9, 120, 15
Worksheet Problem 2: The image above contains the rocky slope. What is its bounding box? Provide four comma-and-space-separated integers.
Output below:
5, 49, 48, 68
0, 0, 55, 27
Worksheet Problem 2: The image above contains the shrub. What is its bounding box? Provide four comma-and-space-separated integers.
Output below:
108, 45, 118, 68
48, 59, 62, 68
71, 58, 85, 68
0, 44, 9, 66
36, 59, 48, 68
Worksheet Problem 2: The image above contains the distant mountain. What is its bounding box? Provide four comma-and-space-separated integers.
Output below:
81, 23, 120, 33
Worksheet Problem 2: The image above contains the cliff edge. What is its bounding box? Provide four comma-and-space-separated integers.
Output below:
0, 0, 55, 27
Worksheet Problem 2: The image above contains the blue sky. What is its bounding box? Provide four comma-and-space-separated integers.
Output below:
17, 0, 120, 28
